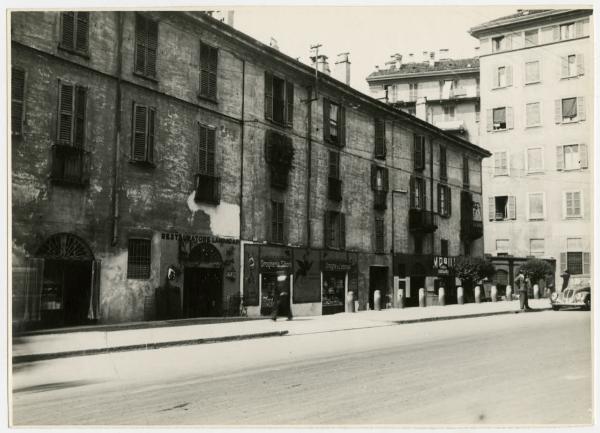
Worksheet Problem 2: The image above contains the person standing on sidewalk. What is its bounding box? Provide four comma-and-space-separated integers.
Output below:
514, 271, 531, 311
560, 269, 571, 292
271, 289, 293, 321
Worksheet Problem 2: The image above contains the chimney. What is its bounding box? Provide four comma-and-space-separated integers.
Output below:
393, 53, 403, 68
334, 52, 351, 85
226, 10, 234, 27
311, 54, 331, 75
428, 51, 435, 67
439, 48, 450, 60
269, 37, 279, 51
416, 97, 427, 120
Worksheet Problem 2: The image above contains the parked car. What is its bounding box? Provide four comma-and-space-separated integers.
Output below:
550, 287, 591, 311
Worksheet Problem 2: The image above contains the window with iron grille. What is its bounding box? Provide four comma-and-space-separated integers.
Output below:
375, 218, 384, 253
437, 184, 451, 217
60, 12, 89, 55
199, 41, 218, 100
566, 252, 583, 274
413, 134, 425, 171
11, 67, 25, 136
57, 81, 86, 147
462, 156, 470, 187
323, 99, 345, 146
271, 200, 284, 244
325, 211, 346, 249
131, 103, 155, 164
374, 119, 386, 159
264, 71, 293, 128
134, 14, 158, 78
127, 238, 151, 279
439, 146, 447, 180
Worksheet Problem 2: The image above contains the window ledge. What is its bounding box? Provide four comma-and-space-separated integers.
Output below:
491, 86, 510, 91
492, 128, 509, 133
197, 94, 218, 105
129, 159, 156, 168
560, 75, 583, 81
526, 124, 542, 129
493, 173, 509, 177
524, 81, 541, 86
565, 215, 583, 220
133, 71, 159, 83
527, 170, 545, 175
560, 119, 584, 125
58, 45, 90, 59
528, 218, 545, 222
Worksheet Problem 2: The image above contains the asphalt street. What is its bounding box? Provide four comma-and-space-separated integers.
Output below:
11, 309, 592, 426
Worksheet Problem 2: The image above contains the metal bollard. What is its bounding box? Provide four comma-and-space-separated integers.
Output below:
533, 284, 540, 299
438, 287, 445, 306
474, 286, 481, 303
491, 285, 498, 302
398, 288, 405, 309
419, 288, 426, 307
346, 291, 355, 313
457, 286, 464, 305
373, 290, 381, 311
506, 285, 512, 301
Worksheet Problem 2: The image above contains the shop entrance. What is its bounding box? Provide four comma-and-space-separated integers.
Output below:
406, 263, 426, 307
369, 266, 389, 309
183, 243, 223, 318
322, 271, 346, 315
260, 273, 290, 317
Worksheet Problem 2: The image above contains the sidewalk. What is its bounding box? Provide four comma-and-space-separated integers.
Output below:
12, 299, 551, 364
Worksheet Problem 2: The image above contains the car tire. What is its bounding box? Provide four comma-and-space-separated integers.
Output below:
552, 306, 560, 311
583, 297, 591, 311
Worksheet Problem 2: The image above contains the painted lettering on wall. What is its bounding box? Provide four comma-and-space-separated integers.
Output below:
161, 232, 239, 244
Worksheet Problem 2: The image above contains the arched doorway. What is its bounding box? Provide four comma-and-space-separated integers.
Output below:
183, 243, 224, 318
36, 233, 99, 327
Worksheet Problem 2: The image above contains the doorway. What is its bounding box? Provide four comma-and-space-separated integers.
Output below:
183, 267, 223, 318
260, 273, 290, 317
369, 266, 388, 309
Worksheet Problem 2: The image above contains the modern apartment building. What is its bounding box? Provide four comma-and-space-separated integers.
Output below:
366, 51, 481, 144
469, 8, 593, 291
11, 11, 490, 330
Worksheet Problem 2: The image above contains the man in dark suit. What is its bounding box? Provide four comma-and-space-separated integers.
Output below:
271, 289, 293, 321
514, 271, 531, 311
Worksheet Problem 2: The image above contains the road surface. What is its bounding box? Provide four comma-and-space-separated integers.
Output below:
11, 310, 592, 426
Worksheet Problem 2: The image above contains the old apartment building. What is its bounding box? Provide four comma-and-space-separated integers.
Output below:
11, 11, 490, 329
366, 51, 481, 145
469, 8, 593, 291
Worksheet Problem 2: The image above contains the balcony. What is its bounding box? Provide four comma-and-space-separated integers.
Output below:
50, 144, 90, 186
194, 173, 221, 205
270, 166, 289, 190
461, 219, 483, 240
434, 119, 465, 133
408, 209, 437, 233
328, 177, 342, 202
373, 190, 387, 210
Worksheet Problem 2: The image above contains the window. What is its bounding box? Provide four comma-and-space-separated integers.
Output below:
127, 239, 151, 279
131, 104, 155, 164
199, 42, 218, 100
526, 148, 544, 173
562, 98, 577, 121
496, 239, 509, 255
524, 29, 539, 46
265, 130, 294, 190
462, 156, 469, 187
271, 200, 284, 244
414, 134, 425, 171
530, 239, 545, 257
443, 105, 455, 120
496, 66, 507, 87
439, 146, 447, 180
556, 97, 585, 123
323, 99, 344, 145
494, 151, 508, 176
60, 12, 89, 55
410, 176, 426, 210
57, 81, 86, 147
564, 191, 582, 218
489, 195, 516, 221
437, 184, 451, 217
441, 239, 449, 257
374, 118, 386, 158
526, 102, 541, 127
134, 14, 158, 78
492, 36, 505, 52
440, 80, 453, 99
562, 54, 583, 78
265, 72, 293, 127
409, 83, 418, 101
329, 151, 340, 179
475, 103, 480, 123
198, 125, 216, 176
560, 22, 575, 40
563, 238, 590, 275
487, 106, 513, 131
493, 107, 506, 130
325, 211, 346, 249
528, 193, 545, 220
371, 165, 388, 192
375, 218, 384, 253
328, 151, 342, 202
557, 144, 587, 171
525, 61, 540, 84
11, 67, 25, 135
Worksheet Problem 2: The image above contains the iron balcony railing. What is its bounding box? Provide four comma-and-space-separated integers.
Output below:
408, 208, 437, 233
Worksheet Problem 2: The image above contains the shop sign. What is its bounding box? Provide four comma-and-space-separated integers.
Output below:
260, 257, 292, 271
162, 232, 239, 244
433, 256, 456, 275
323, 261, 352, 272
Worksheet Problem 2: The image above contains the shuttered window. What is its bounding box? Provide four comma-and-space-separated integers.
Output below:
264, 71, 294, 128
524, 29, 539, 47
441, 239, 449, 257
371, 165, 389, 192
134, 14, 158, 78
198, 124, 216, 176
60, 12, 89, 54
375, 218, 384, 253
564, 191, 582, 218
528, 193, 545, 220
410, 176, 426, 210
494, 151, 508, 176
324, 211, 345, 249
271, 200, 284, 244
437, 184, 451, 217
57, 81, 86, 147
413, 134, 425, 171
199, 42, 218, 100
462, 156, 470, 187
329, 151, 340, 179
131, 103, 156, 163
439, 146, 447, 180
526, 148, 544, 173
489, 196, 516, 221
561, 54, 584, 78
12, 67, 25, 135
526, 102, 541, 127
374, 118, 386, 158
127, 238, 151, 279
323, 99, 345, 146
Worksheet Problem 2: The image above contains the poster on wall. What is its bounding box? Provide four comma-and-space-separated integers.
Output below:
292, 249, 321, 303
243, 244, 260, 306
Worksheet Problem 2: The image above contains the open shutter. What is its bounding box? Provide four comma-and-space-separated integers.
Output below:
87, 260, 101, 320
370, 165, 377, 190
506, 65, 513, 86
582, 252, 590, 274
508, 196, 516, 220
339, 105, 346, 147
264, 129, 272, 163
132, 104, 147, 161
339, 213, 346, 250
206, 128, 216, 176
576, 54, 584, 76
560, 57, 568, 78
323, 99, 330, 142
75, 12, 89, 52
437, 184, 441, 214
579, 144, 588, 169
198, 125, 207, 173
421, 178, 427, 210
486, 109, 493, 132
560, 253, 567, 273
556, 146, 564, 170
447, 187, 452, 217
146, 19, 158, 77
410, 176, 415, 208
382, 167, 389, 192
58, 81, 75, 145
413, 135, 422, 170
375, 119, 385, 158
554, 100, 562, 123
147, 108, 155, 162
199, 43, 210, 97
488, 197, 495, 221
134, 14, 147, 74
575, 20, 584, 38
73, 86, 86, 148
576, 97, 585, 121
61, 12, 75, 49
208, 46, 218, 99
506, 107, 514, 129
11, 68, 25, 135
264, 71, 273, 120
285, 81, 294, 128
324, 211, 331, 248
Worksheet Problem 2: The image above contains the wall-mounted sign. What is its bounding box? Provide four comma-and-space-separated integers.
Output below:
433, 256, 456, 275
260, 257, 292, 271
162, 232, 239, 244
323, 262, 352, 272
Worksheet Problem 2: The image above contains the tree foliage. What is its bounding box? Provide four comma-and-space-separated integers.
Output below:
454, 256, 495, 286
518, 259, 553, 283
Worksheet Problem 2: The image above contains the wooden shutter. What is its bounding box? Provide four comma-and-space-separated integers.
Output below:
561, 56, 568, 78
199, 43, 210, 97
57, 81, 75, 144
285, 81, 294, 128
414, 135, 423, 170
375, 218, 384, 253
208, 46, 218, 99
409, 176, 415, 208
11, 67, 25, 135
264, 129, 273, 163
576, 97, 585, 121
264, 71, 273, 120
339, 213, 346, 249
87, 260, 101, 320
370, 165, 377, 190
560, 252, 567, 273
146, 19, 158, 77
554, 100, 562, 123
323, 99, 330, 142
575, 20, 584, 38
338, 105, 346, 147
329, 151, 339, 179
576, 54, 584, 76
439, 146, 447, 179
506, 107, 514, 129
147, 108, 155, 162
61, 12, 75, 49
75, 12, 89, 52
462, 156, 469, 186
382, 167, 389, 192
437, 184, 442, 214
73, 86, 86, 148
375, 119, 385, 158
508, 196, 516, 220
447, 187, 452, 216
582, 252, 590, 274
206, 128, 216, 176
199, 125, 207, 173
134, 14, 147, 74
324, 211, 331, 248
506, 34, 513, 50
488, 197, 495, 221
579, 144, 588, 169
421, 178, 426, 210
552, 25, 559, 41
133, 104, 147, 161
556, 146, 564, 170
486, 109, 493, 132
506, 65, 513, 86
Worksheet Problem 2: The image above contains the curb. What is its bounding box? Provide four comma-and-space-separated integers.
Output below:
391, 307, 551, 325
12, 330, 289, 364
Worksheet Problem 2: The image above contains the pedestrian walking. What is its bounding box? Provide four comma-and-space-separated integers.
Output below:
271, 289, 293, 321
560, 269, 571, 292
514, 271, 531, 311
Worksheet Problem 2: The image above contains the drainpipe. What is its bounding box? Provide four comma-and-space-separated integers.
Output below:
429, 136, 434, 254
239, 59, 245, 241
305, 86, 313, 247
111, 11, 124, 246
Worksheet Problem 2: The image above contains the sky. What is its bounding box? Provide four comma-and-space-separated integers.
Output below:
232, 5, 521, 94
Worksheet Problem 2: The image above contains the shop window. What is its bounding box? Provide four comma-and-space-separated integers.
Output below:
60, 12, 89, 55
323, 99, 345, 145
12, 67, 25, 136
199, 41, 218, 100
134, 14, 158, 78
127, 238, 151, 279
264, 71, 293, 127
